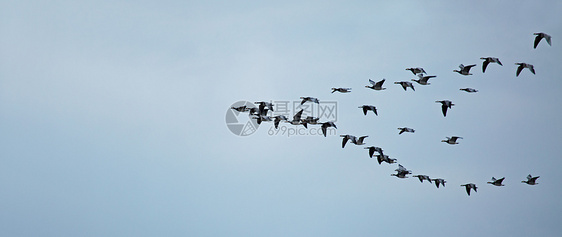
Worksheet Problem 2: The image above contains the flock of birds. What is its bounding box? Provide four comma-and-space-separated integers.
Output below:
231, 32, 551, 196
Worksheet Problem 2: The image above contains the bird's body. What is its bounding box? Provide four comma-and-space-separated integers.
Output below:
359, 105, 378, 116
460, 88, 478, 93
480, 57, 503, 73
522, 174, 540, 185
461, 183, 478, 196
454, 64, 477, 75
442, 136, 463, 145
366, 79, 386, 91
515, 63, 535, 76
534, 32, 552, 49
487, 177, 505, 186
394, 81, 415, 91
436, 100, 454, 117
331, 88, 352, 93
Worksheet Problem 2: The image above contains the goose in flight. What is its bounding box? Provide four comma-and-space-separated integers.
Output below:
461, 183, 478, 196
331, 88, 352, 93
460, 88, 478, 93
394, 81, 415, 91
300, 97, 319, 105
413, 175, 432, 183
392, 164, 411, 178
515, 63, 535, 76
441, 136, 463, 145
273, 115, 288, 129
340, 135, 356, 148
454, 64, 477, 75
231, 105, 253, 113
365, 146, 384, 158
397, 127, 415, 135
487, 177, 505, 186
254, 101, 274, 112
411, 74, 436, 85
365, 79, 386, 91
534, 32, 552, 49
432, 178, 446, 188
435, 100, 454, 117
480, 57, 503, 73
405, 67, 427, 75
522, 174, 539, 185
321, 122, 337, 137
376, 154, 397, 165
359, 105, 378, 116
353, 136, 368, 145
287, 109, 304, 125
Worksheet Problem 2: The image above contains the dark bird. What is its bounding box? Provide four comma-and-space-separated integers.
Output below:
487, 177, 505, 186
320, 122, 337, 137
454, 64, 477, 75
300, 97, 319, 105
435, 100, 454, 117
376, 154, 397, 165
432, 178, 446, 188
441, 136, 463, 145
460, 88, 478, 93
534, 32, 552, 49
480, 57, 503, 73
331, 88, 352, 93
405, 67, 427, 75
391, 164, 412, 178
411, 74, 436, 85
340, 135, 356, 148
397, 127, 415, 135
413, 175, 432, 183
365, 79, 386, 91
515, 63, 535, 76
359, 105, 378, 116
394, 81, 415, 91
522, 174, 540, 185
364, 146, 384, 158
273, 115, 288, 129
461, 183, 478, 196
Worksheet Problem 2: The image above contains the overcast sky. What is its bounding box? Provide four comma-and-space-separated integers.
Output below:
1, 1, 561, 236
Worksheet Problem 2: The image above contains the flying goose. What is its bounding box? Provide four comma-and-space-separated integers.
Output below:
365, 79, 386, 91
480, 57, 503, 73
432, 178, 446, 188
413, 175, 432, 183
411, 74, 436, 85
461, 183, 478, 196
392, 164, 411, 178
394, 81, 415, 91
231, 105, 252, 113
321, 122, 337, 137
487, 177, 505, 186
340, 135, 356, 148
254, 101, 274, 112
286, 109, 304, 125
352, 136, 368, 145
273, 115, 288, 129
441, 136, 463, 145
359, 105, 378, 116
331, 88, 352, 93
300, 97, 319, 105
460, 88, 478, 93
435, 100, 454, 117
533, 32, 552, 49
397, 127, 415, 135
522, 174, 539, 185
454, 64, 477, 75
515, 63, 535, 76
376, 154, 396, 165
405, 67, 427, 75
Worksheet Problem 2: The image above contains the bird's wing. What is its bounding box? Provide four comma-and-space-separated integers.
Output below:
368, 147, 375, 158
342, 136, 349, 148
376, 79, 385, 87
482, 60, 490, 73
362, 106, 368, 115
516, 65, 523, 77
545, 35, 552, 45
529, 65, 536, 74
369, 79, 376, 85
442, 104, 448, 117
497, 59, 503, 66
534, 35, 541, 48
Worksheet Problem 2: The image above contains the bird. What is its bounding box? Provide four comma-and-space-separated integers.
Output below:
321, 122, 337, 137
405, 67, 427, 75
340, 135, 356, 148
411, 74, 436, 85
273, 115, 288, 129
365, 146, 384, 158
351, 136, 368, 146
394, 81, 415, 91
454, 64, 477, 75
480, 57, 503, 73
392, 164, 411, 178
397, 127, 415, 135
441, 136, 463, 145
413, 175, 432, 183
231, 105, 252, 113
432, 178, 446, 188
435, 100, 454, 117
487, 177, 505, 186
254, 101, 274, 112
460, 88, 478, 93
332, 88, 352, 93
359, 105, 378, 116
365, 79, 386, 91
522, 174, 540, 185
533, 32, 552, 49
376, 154, 397, 165
461, 183, 478, 196
287, 109, 304, 125
300, 97, 319, 105
515, 63, 535, 77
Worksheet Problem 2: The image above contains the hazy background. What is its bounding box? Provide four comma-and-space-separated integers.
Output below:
1, 1, 561, 236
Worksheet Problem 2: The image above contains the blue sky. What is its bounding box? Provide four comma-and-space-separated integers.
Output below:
1, 1, 561, 236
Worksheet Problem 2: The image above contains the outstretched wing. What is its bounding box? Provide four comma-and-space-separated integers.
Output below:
534, 35, 541, 49
441, 104, 448, 117
482, 60, 490, 73
516, 65, 523, 77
